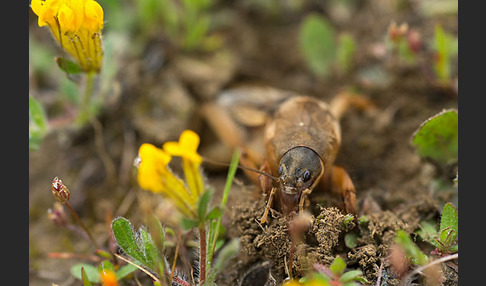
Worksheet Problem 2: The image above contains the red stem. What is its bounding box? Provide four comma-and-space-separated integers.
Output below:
199, 226, 207, 285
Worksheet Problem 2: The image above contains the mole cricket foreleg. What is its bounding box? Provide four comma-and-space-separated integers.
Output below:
260, 187, 277, 224
298, 188, 312, 214
327, 166, 358, 216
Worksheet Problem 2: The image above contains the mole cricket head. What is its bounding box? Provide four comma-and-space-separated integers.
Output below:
277, 146, 324, 196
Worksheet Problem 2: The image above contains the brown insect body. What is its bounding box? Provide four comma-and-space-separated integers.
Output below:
201, 86, 358, 223
262, 96, 342, 216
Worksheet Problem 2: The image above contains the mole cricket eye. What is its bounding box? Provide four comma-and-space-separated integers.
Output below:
278, 165, 284, 176
302, 170, 311, 182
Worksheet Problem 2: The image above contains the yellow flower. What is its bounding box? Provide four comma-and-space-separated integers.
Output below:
30, 0, 104, 73
163, 130, 205, 203
137, 143, 198, 219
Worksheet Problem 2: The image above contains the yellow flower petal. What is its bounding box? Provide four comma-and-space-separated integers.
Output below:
163, 130, 202, 164
137, 144, 171, 192
58, 5, 76, 31
162, 130, 204, 198
84, 0, 103, 32
31, 0, 59, 27
137, 143, 198, 219
57, 0, 85, 32
180, 129, 200, 152
30, 0, 44, 19
139, 143, 171, 165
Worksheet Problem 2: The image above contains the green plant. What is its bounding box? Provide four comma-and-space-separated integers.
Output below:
393, 227, 458, 285
431, 24, 458, 85
297, 256, 368, 286
71, 260, 138, 285
29, 94, 48, 150
386, 22, 421, 66
111, 142, 241, 285
298, 14, 357, 80
135, 0, 221, 52
394, 230, 429, 266
417, 202, 458, 255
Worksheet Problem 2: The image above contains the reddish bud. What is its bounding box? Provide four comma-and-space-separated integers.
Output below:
52, 177, 70, 203
47, 202, 68, 227
407, 30, 422, 53
388, 22, 408, 43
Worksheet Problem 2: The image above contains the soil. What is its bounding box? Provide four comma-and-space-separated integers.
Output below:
29, 1, 458, 285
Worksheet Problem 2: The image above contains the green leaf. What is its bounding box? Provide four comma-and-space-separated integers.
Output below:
339, 270, 363, 283
29, 95, 48, 132
329, 256, 346, 277
141, 227, 161, 271
115, 263, 139, 280
336, 32, 356, 75
206, 206, 223, 221
111, 217, 147, 265
198, 190, 212, 223
416, 220, 438, 246
181, 217, 199, 230
344, 232, 358, 248
81, 267, 93, 286
439, 202, 458, 245
99, 260, 114, 272
29, 94, 49, 150
411, 109, 458, 165
299, 14, 336, 79
71, 264, 100, 283
55, 57, 83, 74
148, 215, 166, 253
395, 230, 428, 266
206, 238, 240, 284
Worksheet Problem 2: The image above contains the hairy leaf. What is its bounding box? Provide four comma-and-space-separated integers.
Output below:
411, 109, 458, 165
111, 217, 147, 265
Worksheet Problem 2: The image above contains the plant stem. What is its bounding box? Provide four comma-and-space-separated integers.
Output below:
207, 149, 240, 264
199, 225, 207, 285
64, 202, 100, 249
77, 71, 96, 124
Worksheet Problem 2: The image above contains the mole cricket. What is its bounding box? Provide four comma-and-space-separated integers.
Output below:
201, 86, 371, 223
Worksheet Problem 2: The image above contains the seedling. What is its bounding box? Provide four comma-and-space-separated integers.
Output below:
299, 14, 357, 80
386, 22, 421, 66
431, 24, 458, 86
298, 256, 368, 286
417, 202, 458, 255
112, 142, 241, 285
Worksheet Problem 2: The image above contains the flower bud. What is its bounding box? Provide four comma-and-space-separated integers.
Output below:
52, 177, 70, 203
388, 21, 408, 43
47, 202, 68, 227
